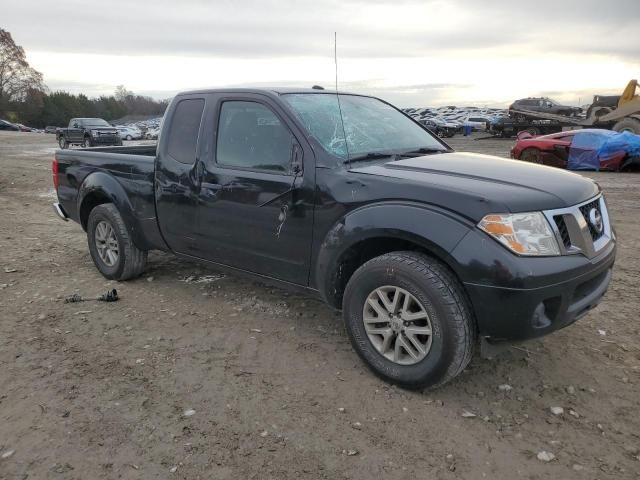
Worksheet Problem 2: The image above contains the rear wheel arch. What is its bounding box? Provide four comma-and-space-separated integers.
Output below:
79, 190, 112, 230
77, 173, 136, 232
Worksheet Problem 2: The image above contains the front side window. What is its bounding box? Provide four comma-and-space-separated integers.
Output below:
167, 98, 205, 164
216, 101, 294, 173
282, 93, 445, 159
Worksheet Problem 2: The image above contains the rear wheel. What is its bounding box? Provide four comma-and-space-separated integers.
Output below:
519, 147, 543, 164
87, 204, 147, 280
342, 252, 475, 389
613, 118, 640, 135
126, 135, 133, 141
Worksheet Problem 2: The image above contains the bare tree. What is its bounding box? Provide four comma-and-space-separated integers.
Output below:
0, 28, 44, 114
115, 85, 132, 102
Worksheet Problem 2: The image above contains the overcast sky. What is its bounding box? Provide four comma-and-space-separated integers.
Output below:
3, 0, 639, 106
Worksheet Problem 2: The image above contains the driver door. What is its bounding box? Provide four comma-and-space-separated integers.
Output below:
195, 96, 315, 285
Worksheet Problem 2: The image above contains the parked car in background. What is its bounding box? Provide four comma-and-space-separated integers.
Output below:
462, 115, 491, 131
144, 126, 161, 139
511, 129, 640, 171
116, 125, 143, 140
56, 118, 122, 149
15, 123, 32, 132
0, 119, 20, 131
510, 98, 582, 120
421, 117, 457, 137
45, 126, 59, 134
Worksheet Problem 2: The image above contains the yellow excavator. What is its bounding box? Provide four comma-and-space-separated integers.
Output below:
589, 79, 640, 134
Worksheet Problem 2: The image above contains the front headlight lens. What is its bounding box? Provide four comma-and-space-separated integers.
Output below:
91, 130, 98, 136
479, 212, 560, 256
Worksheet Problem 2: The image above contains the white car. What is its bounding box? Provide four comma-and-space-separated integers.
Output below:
116, 126, 143, 141
461, 115, 492, 131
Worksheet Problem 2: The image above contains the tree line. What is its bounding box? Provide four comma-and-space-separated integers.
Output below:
1, 28, 168, 128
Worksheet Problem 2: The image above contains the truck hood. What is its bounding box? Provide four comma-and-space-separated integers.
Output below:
348, 152, 599, 221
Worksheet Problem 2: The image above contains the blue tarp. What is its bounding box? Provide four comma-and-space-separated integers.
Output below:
568, 129, 640, 170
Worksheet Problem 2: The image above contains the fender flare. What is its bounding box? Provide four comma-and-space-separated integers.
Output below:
313, 201, 474, 306
77, 171, 147, 249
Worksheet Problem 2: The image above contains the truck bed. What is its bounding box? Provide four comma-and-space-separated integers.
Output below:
54, 145, 158, 246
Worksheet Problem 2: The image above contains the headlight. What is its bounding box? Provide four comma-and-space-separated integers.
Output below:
479, 212, 560, 256
91, 130, 98, 136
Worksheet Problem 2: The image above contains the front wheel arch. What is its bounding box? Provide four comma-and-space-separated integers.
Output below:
314, 204, 474, 310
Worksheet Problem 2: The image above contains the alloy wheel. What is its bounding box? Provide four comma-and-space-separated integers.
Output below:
362, 286, 433, 365
95, 220, 119, 266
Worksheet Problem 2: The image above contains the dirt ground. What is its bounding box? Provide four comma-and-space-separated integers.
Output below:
1, 130, 639, 480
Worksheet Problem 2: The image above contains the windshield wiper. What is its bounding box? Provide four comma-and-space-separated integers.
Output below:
343, 152, 398, 164
400, 147, 447, 156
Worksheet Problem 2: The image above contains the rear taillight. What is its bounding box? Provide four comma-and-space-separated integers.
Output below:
52, 158, 59, 191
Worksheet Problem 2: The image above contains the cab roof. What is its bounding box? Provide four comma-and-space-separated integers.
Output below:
175, 87, 365, 97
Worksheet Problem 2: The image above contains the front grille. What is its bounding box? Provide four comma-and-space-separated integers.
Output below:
554, 216, 571, 248
579, 199, 604, 241
544, 195, 611, 259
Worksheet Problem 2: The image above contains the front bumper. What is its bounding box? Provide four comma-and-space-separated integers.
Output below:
452, 228, 616, 341
91, 135, 121, 145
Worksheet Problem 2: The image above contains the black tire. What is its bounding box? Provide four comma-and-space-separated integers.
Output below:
613, 118, 640, 135
87, 204, 147, 280
126, 135, 132, 141
342, 252, 475, 389
83, 136, 92, 148
58, 136, 68, 149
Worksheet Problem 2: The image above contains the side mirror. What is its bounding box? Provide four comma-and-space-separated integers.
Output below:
73, 123, 79, 128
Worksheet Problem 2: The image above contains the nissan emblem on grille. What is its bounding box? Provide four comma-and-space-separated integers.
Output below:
589, 208, 603, 234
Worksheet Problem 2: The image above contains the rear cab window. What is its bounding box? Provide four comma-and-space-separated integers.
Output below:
167, 98, 205, 164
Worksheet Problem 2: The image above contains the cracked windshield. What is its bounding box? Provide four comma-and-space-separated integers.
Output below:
283, 93, 445, 159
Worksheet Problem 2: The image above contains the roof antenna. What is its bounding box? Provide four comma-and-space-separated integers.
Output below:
334, 31, 350, 164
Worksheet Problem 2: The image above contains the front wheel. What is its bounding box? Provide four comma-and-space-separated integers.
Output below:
342, 252, 475, 389
87, 204, 147, 280
519, 147, 543, 164
83, 136, 92, 148
126, 135, 132, 141
58, 136, 68, 149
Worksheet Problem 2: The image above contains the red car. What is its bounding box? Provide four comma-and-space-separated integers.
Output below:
510, 130, 629, 171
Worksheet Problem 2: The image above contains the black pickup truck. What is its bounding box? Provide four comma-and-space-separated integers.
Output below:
56, 117, 122, 149
52, 88, 616, 388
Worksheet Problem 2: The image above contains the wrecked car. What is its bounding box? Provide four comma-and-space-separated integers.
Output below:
509, 97, 582, 121
52, 88, 616, 389
511, 129, 640, 171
